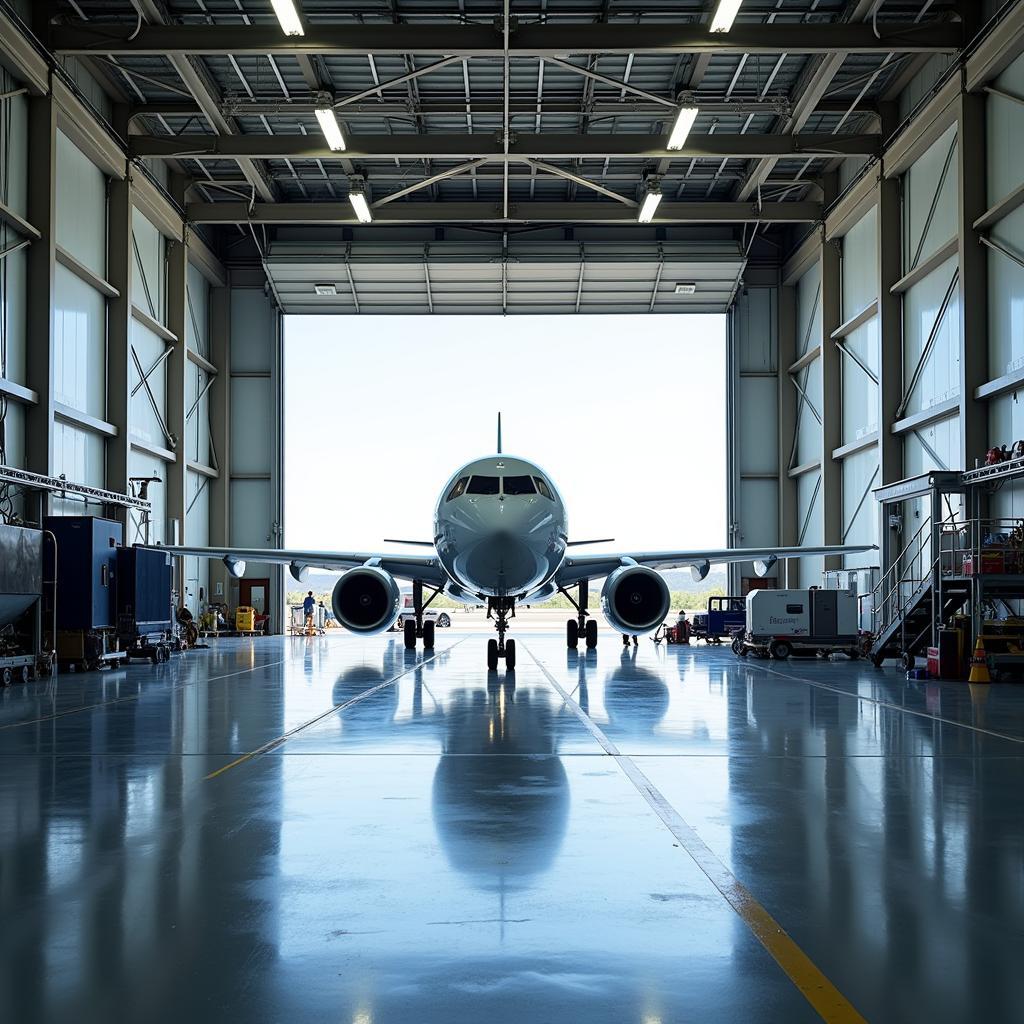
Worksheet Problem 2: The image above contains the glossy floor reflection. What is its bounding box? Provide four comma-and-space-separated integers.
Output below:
1, 631, 1023, 1023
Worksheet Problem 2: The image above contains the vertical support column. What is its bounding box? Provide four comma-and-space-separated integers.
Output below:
271, 307, 285, 630
208, 285, 230, 603
777, 281, 798, 587
25, 93, 56, 492
166, 176, 189, 608
166, 175, 188, 550
106, 170, 132, 522
957, 91, 988, 474
820, 230, 843, 569
877, 170, 903, 578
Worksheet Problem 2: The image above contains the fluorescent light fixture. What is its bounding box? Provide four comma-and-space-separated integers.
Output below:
314, 284, 337, 296
674, 283, 697, 295
637, 182, 663, 224
348, 181, 373, 223
667, 106, 699, 150
710, 0, 743, 33
315, 106, 347, 151
270, 0, 304, 36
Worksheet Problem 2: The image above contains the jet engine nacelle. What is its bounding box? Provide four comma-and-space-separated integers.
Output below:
600, 565, 671, 636
331, 566, 402, 635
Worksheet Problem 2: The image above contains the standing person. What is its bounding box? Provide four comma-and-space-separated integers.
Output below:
303, 591, 316, 635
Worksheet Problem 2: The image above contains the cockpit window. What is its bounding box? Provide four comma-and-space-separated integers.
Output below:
533, 476, 553, 500
466, 475, 500, 495
446, 476, 469, 501
502, 475, 535, 495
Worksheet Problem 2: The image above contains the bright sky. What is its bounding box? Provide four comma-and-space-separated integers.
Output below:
284, 314, 726, 555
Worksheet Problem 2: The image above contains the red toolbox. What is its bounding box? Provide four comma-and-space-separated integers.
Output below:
962, 551, 1006, 575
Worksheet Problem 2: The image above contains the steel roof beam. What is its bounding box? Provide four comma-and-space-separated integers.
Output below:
133, 132, 878, 160
132, 98, 876, 120
129, 0, 274, 203
52, 22, 962, 58
735, 0, 892, 201
186, 200, 822, 225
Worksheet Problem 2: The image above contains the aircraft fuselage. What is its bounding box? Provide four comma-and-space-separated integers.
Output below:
434, 455, 567, 599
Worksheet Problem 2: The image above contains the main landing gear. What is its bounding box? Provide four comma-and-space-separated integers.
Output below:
561, 581, 598, 650
403, 580, 441, 652
486, 596, 516, 671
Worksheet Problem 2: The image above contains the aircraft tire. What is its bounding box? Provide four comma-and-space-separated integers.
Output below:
487, 638, 499, 670
585, 619, 598, 649
422, 620, 435, 650
505, 639, 516, 670
566, 619, 579, 649
404, 620, 417, 650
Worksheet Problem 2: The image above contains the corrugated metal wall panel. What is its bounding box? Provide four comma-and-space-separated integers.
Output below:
737, 377, 777, 475
129, 320, 169, 449
902, 256, 960, 416
55, 131, 106, 277
131, 212, 166, 324
54, 265, 106, 418
986, 51, 1024, 520
841, 448, 878, 569
186, 262, 210, 357
230, 378, 273, 476
796, 470, 824, 585
795, 265, 822, 467
842, 208, 878, 315
128, 449, 167, 544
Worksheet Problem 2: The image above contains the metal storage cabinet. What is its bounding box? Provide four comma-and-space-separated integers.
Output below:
116, 546, 172, 634
44, 517, 123, 630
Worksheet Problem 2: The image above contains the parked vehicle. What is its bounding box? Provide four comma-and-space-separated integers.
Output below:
393, 593, 451, 629
691, 596, 745, 644
733, 588, 863, 660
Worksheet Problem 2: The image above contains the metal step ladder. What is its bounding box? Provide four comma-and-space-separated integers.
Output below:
869, 573, 971, 668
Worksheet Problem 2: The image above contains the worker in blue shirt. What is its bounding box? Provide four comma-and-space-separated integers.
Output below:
303, 591, 316, 635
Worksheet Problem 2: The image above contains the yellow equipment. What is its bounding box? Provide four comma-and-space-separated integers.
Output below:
236, 606, 255, 632
967, 637, 991, 684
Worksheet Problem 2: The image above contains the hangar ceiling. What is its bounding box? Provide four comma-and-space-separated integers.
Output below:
38, 0, 966, 312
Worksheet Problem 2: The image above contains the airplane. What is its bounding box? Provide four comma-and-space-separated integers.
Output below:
156, 416, 874, 670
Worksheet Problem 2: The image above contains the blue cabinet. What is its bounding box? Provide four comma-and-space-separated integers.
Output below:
45, 516, 123, 630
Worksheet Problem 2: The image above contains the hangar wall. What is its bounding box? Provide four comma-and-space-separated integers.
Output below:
0, 48, 285, 627
728, 16, 1024, 593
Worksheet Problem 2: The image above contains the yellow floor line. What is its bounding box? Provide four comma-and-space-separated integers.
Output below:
526, 644, 867, 1024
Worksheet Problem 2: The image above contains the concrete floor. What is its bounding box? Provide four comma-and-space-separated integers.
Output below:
1, 629, 1023, 1023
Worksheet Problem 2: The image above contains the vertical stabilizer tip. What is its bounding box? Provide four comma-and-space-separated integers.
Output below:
497, 412, 502, 454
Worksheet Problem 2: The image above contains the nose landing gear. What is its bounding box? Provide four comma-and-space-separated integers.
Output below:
486, 597, 516, 670
560, 581, 598, 650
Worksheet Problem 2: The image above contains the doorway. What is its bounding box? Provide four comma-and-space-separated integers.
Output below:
240, 578, 271, 629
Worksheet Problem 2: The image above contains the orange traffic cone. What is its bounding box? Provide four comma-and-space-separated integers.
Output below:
967, 636, 990, 684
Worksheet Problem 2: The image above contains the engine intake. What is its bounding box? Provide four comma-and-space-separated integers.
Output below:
601, 565, 671, 636
332, 566, 401, 634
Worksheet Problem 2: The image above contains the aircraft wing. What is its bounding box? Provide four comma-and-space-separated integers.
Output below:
149, 544, 449, 587
553, 543, 876, 588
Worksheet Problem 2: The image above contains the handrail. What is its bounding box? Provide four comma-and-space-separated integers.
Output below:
870, 509, 962, 638
870, 514, 1024, 646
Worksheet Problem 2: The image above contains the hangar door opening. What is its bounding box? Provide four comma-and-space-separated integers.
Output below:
283, 313, 727, 613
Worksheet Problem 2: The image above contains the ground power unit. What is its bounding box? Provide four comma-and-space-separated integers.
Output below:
733, 588, 863, 660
